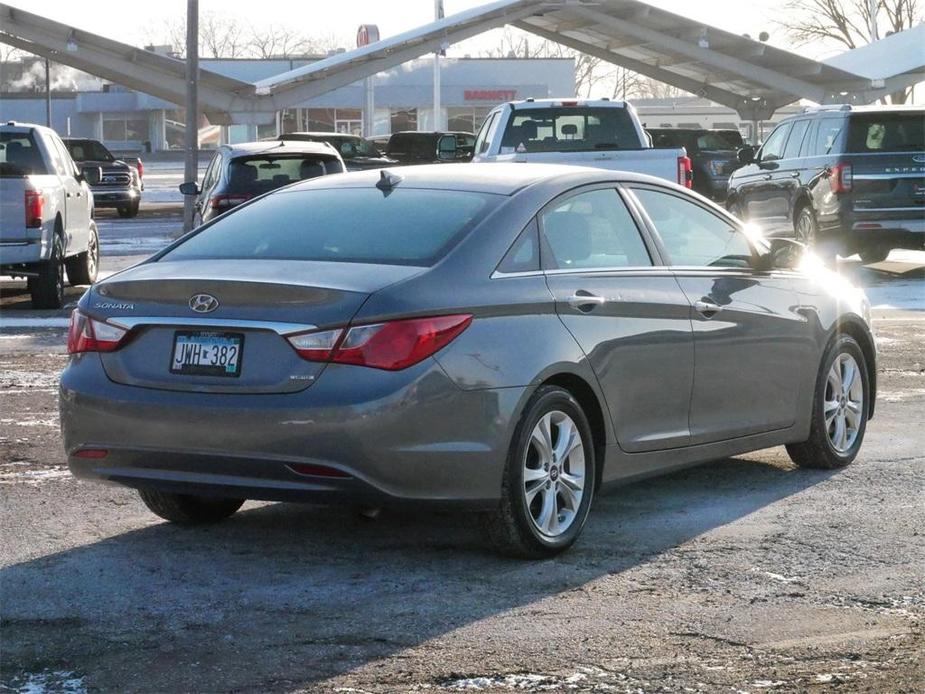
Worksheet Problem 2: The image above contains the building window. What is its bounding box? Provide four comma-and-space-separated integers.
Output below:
103, 117, 148, 141
335, 109, 362, 135
305, 109, 336, 132
390, 108, 417, 133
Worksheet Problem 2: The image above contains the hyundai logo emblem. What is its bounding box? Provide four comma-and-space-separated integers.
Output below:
914, 155, 925, 163
189, 293, 219, 313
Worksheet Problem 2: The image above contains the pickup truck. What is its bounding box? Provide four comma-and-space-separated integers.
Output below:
0, 122, 99, 308
472, 99, 692, 188
63, 138, 143, 217
727, 105, 924, 262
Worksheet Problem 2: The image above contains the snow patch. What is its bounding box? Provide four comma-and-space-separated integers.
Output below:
4, 670, 86, 693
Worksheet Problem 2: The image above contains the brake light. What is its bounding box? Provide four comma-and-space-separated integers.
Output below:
678, 155, 693, 189
25, 189, 43, 228
559, 100, 580, 107
67, 310, 129, 354
73, 448, 109, 459
830, 162, 852, 194
287, 314, 473, 371
210, 193, 252, 210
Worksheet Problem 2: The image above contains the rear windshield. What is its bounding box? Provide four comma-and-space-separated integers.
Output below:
501, 107, 642, 153
846, 113, 924, 153
227, 155, 345, 195
0, 131, 49, 176
64, 139, 114, 162
161, 187, 500, 267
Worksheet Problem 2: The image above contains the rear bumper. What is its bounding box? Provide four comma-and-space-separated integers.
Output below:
849, 215, 925, 249
60, 354, 526, 505
0, 239, 47, 267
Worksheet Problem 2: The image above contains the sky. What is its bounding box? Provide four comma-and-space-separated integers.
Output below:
16, 0, 822, 58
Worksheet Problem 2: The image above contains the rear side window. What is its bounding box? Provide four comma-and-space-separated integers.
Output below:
783, 120, 811, 160
540, 188, 651, 270
500, 107, 642, 153
631, 187, 753, 268
497, 220, 540, 273
226, 156, 340, 195
162, 188, 500, 267
0, 131, 49, 176
810, 118, 844, 156
847, 113, 924, 153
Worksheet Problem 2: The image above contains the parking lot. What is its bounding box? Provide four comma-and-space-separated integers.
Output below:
1, 187, 923, 692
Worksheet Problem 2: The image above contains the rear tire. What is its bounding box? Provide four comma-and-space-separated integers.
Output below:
483, 386, 596, 558
138, 489, 244, 524
795, 206, 839, 263
29, 234, 65, 309
786, 335, 869, 470
65, 222, 99, 286
858, 245, 890, 264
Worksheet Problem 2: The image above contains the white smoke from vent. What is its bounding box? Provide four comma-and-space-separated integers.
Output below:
6, 59, 103, 92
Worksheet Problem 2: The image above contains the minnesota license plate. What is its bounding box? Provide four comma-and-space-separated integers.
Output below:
170, 331, 244, 377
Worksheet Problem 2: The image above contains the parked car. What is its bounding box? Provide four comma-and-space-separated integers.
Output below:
727, 105, 925, 262
62, 163, 875, 558
384, 131, 475, 164
0, 122, 99, 308
472, 99, 692, 188
179, 141, 346, 225
368, 135, 392, 152
276, 132, 396, 171
63, 137, 143, 218
649, 128, 741, 201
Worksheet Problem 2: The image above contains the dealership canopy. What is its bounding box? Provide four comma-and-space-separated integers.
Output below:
2, 0, 923, 124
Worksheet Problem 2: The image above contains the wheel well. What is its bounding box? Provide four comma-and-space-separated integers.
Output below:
541, 373, 607, 490
837, 319, 877, 420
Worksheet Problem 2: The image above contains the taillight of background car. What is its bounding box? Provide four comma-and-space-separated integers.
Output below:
210, 193, 253, 210
24, 189, 43, 228
287, 314, 473, 371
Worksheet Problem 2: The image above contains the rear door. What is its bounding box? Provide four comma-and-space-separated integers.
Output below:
628, 185, 807, 443
540, 185, 695, 452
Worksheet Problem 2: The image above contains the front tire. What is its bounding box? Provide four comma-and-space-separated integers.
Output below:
786, 335, 869, 469
138, 489, 244, 524
117, 200, 140, 218
484, 386, 596, 558
65, 222, 99, 286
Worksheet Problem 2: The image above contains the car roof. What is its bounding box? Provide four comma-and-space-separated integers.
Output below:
280, 132, 363, 140
223, 140, 340, 158
288, 162, 680, 196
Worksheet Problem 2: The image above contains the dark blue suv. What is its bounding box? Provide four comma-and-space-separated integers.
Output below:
727, 105, 924, 263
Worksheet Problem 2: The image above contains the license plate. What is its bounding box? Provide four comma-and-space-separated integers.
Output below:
170, 331, 244, 377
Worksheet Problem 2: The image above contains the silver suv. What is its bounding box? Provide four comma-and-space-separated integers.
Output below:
0, 121, 99, 308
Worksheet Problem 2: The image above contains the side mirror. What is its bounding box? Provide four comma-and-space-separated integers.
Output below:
80, 166, 102, 185
755, 237, 805, 271
437, 135, 458, 161
179, 181, 200, 196
737, 145, 756, 165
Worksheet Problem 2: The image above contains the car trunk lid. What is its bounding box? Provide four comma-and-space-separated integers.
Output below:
92, 259, 422, 394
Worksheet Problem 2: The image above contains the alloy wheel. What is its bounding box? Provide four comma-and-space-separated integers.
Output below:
522, 410, 586, 538
825, 353, 864, 453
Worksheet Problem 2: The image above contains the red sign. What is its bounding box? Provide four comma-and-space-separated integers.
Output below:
356, 24, 380, 48
464, 89, 518, 102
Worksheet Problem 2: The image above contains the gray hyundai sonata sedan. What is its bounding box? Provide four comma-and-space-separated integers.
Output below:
60, 163, 876, 557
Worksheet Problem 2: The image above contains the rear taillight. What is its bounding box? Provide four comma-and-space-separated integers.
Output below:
830, 162, 853, 194
25, 189, 43, 228
67, 310, 129, 354
678, 155, 693, 189
210, 193, 252, 210
287, 314, 473, 371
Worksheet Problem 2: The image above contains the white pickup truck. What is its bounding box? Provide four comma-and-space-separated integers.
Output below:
0, 122, 99, 308
472, 98, 692, 187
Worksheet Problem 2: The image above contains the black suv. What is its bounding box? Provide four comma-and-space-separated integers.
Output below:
63, 138, 143, 218
727, 105, 924, 262
384, 131, 475, 164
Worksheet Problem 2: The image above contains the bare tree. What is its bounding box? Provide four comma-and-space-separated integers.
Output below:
778, 0, 923, 102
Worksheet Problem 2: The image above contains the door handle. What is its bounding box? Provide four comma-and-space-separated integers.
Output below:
762, 174, 772, 181
694, 299, 723, 318
790, 171, 800, 178
567, 291, 607, 311
66, 192, 73, 198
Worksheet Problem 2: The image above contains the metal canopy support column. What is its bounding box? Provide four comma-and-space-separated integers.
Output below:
182, 0, 198, 233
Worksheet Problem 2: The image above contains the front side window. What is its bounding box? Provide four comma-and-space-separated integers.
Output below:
540, 188, 651, 270
758, 123, 792, 163
631, 188, 753, 268
161, 188, 500, 267
475, 111, 498, 155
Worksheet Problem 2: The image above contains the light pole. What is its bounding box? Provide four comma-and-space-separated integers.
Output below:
183, 0, 199, 233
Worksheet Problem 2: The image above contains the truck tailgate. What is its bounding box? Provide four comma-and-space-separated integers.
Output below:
495, 148, 685, 184
0, 178, 28, 243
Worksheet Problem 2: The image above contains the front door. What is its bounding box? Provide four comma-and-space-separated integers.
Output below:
539, 186, 695, 453
628, 185, 807, 443
741, 121, 793, 233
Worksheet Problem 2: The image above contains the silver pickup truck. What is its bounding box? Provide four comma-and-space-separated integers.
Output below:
0, 121, 99, 308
